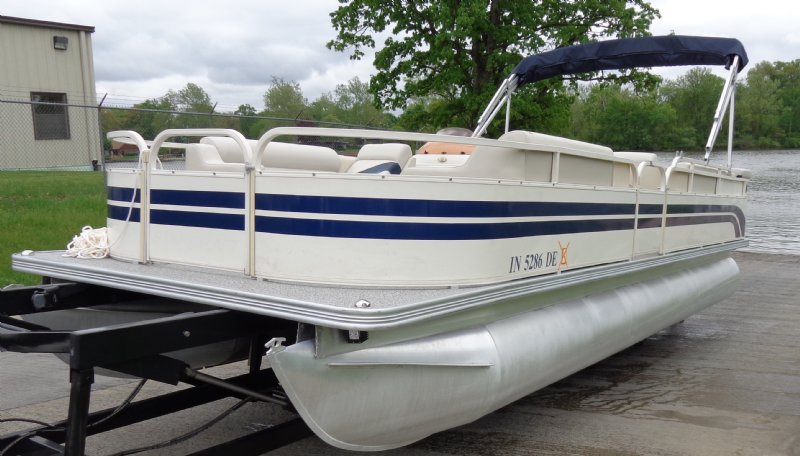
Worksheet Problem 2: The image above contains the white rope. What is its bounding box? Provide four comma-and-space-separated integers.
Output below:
62, 143, 145, 260
63, 226, 110, 259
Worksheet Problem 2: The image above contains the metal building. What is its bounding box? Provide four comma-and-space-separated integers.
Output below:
0, 15, 99, 170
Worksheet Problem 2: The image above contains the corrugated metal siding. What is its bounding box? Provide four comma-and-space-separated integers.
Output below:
0, 20, 99, 168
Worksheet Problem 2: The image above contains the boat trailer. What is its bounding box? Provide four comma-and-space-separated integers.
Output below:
0, 281, 312, 455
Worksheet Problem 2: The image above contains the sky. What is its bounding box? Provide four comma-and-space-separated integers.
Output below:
2, 0, 798, 111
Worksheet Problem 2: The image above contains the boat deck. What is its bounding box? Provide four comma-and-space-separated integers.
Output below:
12, 242, 744, 330
2, 250, 797, 454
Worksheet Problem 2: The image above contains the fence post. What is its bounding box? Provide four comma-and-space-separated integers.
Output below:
97, 93, 108, 185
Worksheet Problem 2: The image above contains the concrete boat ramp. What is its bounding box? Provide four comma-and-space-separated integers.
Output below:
1, 251, 798, 455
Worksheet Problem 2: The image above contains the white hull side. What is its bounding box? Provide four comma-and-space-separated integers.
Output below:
254, 175, 639, 287
106, 169, 143, 262
268, 256, 740, 451
147, 172, 248, 271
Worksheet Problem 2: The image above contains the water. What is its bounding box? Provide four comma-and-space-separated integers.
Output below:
660, 150, 800, 255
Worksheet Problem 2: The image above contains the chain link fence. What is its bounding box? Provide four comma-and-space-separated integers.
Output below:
1, 99, 387, 171
0, 99, 102, 170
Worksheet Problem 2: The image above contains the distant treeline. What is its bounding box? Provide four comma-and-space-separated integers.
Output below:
102, 60, 800, 152
567, 61, 800, 151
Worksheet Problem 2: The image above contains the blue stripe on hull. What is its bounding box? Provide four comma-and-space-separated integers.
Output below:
639, 203, 745, 232
151, 189, 245, 209
108, 186, 140, 203
108, 205, 141, 222
150, 210, 245, 231
667, 204, 746, 233
255, 194, 636, 218
254, 217, 636, 240
108, 188, 244, 208
637, 214, 741, 237
666, 214, 742, 237
105, 187, 745, 238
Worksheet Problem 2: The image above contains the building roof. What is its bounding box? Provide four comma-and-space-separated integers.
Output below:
0, 15, 94, 33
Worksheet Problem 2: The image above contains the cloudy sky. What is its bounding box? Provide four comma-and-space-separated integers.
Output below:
3, 0, 798, 111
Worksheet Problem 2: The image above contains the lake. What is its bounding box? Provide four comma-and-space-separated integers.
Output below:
660, 149, 800, 256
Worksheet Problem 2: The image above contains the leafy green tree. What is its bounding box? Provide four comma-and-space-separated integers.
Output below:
234, 104, 264, 138
163, 83, 216, 128
570, 83, 677, 151
126, 97, 175, 140
742, 61, 800, 148
328, 0, 660, 134
772, 60, 800, 147
262, 77, 308, 120
333, 77, 386, 126
737, 63, 784, 149
660, 68, 724, 150
396, 97, 458, 133
308, 93, 342, 124
166, 83, 214, 113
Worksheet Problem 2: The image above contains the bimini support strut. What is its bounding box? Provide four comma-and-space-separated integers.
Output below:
473, 75, 519, 138
704, 55, 740, 167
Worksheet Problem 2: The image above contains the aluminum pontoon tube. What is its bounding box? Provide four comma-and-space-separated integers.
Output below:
268, 256, 740, 451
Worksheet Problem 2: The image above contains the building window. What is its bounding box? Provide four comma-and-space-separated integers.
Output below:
31, 92, 70, 140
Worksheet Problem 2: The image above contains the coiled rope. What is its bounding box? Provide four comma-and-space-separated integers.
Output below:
62, 142, 146, 260
63, 225, 111, 259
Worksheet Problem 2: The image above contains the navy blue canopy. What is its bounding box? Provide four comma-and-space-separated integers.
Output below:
513, 35, 748, 87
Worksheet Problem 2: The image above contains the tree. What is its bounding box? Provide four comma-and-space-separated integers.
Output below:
163, 83, 216, 129
328, 0, 660, 134
737, 63, 784, 149
570, 83, 677, 151
165, 83, 214, 113
262, 77, 307, 120
742, 60, 800, 148
308, 93, 342, 124
125, 97, 175, 140
333, 77, 386, 126
660, 68, 724, 150
234, 104, 263, 138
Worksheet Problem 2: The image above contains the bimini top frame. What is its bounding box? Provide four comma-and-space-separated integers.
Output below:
474, 35, 749, 167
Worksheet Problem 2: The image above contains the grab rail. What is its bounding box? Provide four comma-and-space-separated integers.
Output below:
635, 160, 666, 191
107, 130, 148, 154
150, 129, 254, 168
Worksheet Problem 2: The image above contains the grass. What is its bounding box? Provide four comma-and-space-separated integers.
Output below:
1, 171, 106, 286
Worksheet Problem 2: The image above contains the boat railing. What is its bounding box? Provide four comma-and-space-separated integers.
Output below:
635, 160, 666, 191
108, 127, 750, 196
150, 128, 254, 168
252, 126, 619, 168
668, 158, 748, 198
108, 127, 751, 197
108, 130, 149, 154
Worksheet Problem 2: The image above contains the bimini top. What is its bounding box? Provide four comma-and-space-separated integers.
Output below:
513, 35, 748, 87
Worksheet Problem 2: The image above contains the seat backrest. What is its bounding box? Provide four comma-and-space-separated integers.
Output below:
199, 137, 248, 163
346, 143, 412, 174
357, 143, 412, 165
185, 143, 245, 172
261, 142, 341, 172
